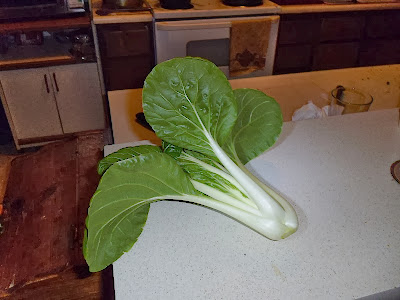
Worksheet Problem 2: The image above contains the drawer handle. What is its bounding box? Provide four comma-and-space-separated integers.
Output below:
53, 73, 59, 92
44, 74, 50, 93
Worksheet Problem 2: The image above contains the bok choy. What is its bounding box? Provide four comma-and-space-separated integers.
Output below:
83, 57, 298, 272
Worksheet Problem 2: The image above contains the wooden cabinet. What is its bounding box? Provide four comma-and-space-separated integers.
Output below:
319, 16, 365, 42
274, 10, 400, 75
0, 63, 105, 147
97, 22, 155, 91
365, 11, 400, 39
312, 42, 360, 70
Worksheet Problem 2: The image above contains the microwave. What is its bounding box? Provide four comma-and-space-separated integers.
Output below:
0, 0, 86, 21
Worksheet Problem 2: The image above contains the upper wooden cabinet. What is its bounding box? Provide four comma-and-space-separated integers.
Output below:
274, 10, 400, 74
0, 63, 105, 147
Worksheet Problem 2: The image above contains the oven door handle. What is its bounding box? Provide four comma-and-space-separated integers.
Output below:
156, 16, 279, 31
156, 21, 232, 31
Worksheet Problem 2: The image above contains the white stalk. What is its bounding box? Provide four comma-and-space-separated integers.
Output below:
237, 164, 298, 229
204, 131, 286, 222
170, 194, 293, 240
180, 152, 249, 197
191, 180, 262, 216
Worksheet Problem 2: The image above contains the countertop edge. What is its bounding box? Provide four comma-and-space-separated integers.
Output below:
90, 0, 400, 23
280, 2, 400, 14
92, 12, 153, 24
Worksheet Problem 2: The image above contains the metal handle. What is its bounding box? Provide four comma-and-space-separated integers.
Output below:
44, 74, 50, 93
53, 73, 59, 92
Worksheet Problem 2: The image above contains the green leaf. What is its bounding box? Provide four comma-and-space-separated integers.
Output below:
85, 152, 199, 272
97, 145, 161, 175
225, 89, 283, 165
182, 149, 226, 171
178, 151, 247, 200
142, 57, 237, 160
162, 141, 183, 159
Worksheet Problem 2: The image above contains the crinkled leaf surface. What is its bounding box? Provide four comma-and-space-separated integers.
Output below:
97, 145, 161, 175
162, 141, 183, 159
84, 152, 199, 272
142, 57, 237, 160
180, 149, 226, 171
178, 151, 246, 200
224, 88, 283, 165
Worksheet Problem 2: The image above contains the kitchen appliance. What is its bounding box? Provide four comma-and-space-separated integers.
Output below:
151, 0, 280, 79
0, 0, 86, 21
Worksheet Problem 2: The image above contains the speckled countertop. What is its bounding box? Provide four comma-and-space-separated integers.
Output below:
110, 108, 400, 300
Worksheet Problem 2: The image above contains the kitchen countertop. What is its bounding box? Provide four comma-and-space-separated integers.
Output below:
279, 1, 400, 14
109, 108, 400, 299
91, 0, 152, 24
148, 0, 280, 19
107, 64, 400, 145
90, 0, 400, 24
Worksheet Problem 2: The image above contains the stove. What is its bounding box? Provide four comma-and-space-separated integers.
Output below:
147, 0, 280, 20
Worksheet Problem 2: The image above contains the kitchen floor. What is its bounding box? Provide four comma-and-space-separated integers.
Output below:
0, 130, 113, 299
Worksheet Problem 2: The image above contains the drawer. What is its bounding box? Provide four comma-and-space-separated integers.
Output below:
320, 16, 365, 42
312, 42, 359, 70
274, 44, 312, 72
102, 56, 154, 90
359, 40, 400, 66
366, 12, 400, 39
278, 19, 319, 45
98, 23, 152, 58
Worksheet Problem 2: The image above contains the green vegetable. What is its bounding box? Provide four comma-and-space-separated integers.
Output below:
97, 145, 161, 175
84, 57, 298, 272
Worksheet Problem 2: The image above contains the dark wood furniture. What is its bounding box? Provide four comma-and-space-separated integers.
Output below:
0, 131, 114, 299
0, 16, 91, 35
274, 10, 400, 74
97, 22, 155, 91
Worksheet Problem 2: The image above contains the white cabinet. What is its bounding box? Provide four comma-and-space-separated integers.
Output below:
0, 67, 63, 139
48, 64, 105, 134
0, 63, 105, 146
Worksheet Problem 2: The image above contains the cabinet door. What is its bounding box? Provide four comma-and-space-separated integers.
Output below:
0, 68, 63, 140
97, 23, 155, 90
49, 63, 105, 134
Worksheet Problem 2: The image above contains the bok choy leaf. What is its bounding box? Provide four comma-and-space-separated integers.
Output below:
84, 57, 298, 272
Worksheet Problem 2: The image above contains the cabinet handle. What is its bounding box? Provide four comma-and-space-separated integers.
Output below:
52, 73, 59, 92
44, 74, 50, 93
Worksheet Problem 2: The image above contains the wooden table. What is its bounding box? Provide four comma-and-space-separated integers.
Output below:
0, 131, 112, 299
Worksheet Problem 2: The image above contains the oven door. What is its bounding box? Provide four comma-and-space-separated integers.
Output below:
155, 16, 279, 79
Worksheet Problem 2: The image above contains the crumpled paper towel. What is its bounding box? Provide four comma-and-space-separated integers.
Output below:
292, 100, 344, 121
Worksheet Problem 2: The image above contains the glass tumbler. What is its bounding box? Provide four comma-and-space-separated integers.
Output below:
330, 86, 373, 114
